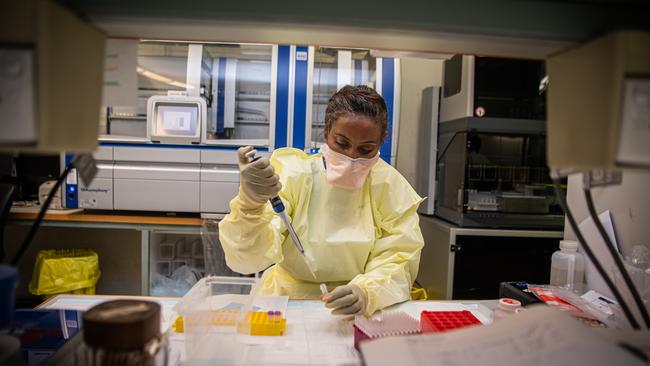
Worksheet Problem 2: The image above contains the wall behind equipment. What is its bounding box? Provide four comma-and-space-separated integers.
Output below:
565, 171, 650, 263
396, 57, 443, 187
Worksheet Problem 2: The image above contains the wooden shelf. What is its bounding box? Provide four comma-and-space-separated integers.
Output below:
9, 211, 203, 226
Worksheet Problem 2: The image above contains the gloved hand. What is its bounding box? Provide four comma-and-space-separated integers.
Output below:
237, 146, 282, 210
322, 284, 367, 317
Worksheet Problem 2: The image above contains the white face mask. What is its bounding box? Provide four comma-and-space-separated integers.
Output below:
321, 144, 380, 190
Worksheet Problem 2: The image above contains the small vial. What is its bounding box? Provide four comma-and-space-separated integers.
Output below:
320, 283, 328, 295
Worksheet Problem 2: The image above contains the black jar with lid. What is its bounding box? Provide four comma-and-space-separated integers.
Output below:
75, 300, 169, 366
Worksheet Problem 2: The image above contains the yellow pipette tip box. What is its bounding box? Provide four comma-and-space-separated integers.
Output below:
172, 316, 184, 333
237, 311, 287, 336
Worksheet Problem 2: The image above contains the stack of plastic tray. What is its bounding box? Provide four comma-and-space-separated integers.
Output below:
190, 238, 204, 273
420, 310, 481, 333
173, 238, 192, 272
153, 234, 204, 278
353, 311, 420, 350
172, 237, 204, 273
154, 240, 174, 277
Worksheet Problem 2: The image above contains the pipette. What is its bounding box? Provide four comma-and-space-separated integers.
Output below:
244, 150, 316, 278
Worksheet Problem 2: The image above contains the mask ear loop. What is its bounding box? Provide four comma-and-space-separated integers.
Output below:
320, 144, 328, 169
365, 166, 381, 234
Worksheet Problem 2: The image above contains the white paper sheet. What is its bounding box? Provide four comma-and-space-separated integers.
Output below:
360, 306, 644, 366
234, 300, 360, 365
581, 289, 616, 315
579, 210, 619, 298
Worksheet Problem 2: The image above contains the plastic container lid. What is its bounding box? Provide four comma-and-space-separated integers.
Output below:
498, 298, 522, 310
559, 240, 578, 251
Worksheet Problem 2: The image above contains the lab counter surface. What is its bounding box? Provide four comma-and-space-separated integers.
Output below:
39, 294, 496, 366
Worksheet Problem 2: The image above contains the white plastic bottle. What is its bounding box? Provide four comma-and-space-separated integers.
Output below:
550, 240, 585, 292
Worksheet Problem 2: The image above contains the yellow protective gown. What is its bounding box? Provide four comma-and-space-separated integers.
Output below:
218, 147, 424, 315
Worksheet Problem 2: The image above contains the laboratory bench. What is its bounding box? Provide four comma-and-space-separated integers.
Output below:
22, 294, 650, 366
6, 210, 213, 302
35, 294, 496, 366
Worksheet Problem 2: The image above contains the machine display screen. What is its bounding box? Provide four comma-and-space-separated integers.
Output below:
155, 104, 199, 136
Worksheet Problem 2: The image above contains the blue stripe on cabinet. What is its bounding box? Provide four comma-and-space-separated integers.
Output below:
292, 46, 309, 150
380, 58, 394, 163
98, 142, 268, 151
216, 57, 227, 134
274, 46, 291, 148
354, 59, 362, 86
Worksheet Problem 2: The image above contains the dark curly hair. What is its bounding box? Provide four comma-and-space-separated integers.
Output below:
323, 85, 388, 141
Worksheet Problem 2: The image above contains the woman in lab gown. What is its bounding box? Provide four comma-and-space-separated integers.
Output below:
219, 85, 424, 317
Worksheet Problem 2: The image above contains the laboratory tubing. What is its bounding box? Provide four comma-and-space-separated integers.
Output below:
550, 240, 585, 292
492, 298, 523, 321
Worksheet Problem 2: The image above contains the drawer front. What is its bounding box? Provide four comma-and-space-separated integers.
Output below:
115, 179, 199, 212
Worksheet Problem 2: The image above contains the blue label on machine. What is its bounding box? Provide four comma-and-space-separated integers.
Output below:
64, 153, 78, 208
216, 57, 227, 134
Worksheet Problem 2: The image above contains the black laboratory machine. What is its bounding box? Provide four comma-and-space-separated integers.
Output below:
415, 56, 565, 300
433, 55, 564, 230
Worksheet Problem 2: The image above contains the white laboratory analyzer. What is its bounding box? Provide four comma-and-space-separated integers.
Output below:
61, 40, 402, 215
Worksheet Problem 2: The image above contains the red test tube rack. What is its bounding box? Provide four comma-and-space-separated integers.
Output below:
420, 310, 481, 333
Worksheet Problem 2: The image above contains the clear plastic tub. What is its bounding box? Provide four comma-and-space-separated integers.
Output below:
174, 276, 259, 366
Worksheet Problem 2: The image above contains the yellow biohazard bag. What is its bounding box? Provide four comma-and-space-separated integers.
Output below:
29, 249, 101, 297
411, 285, 429, 301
